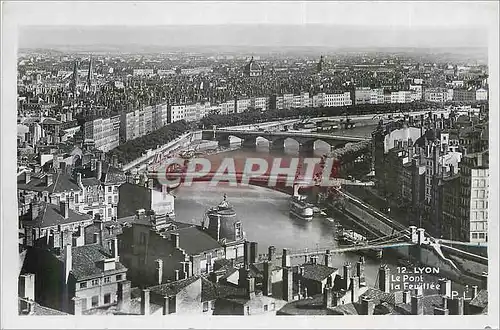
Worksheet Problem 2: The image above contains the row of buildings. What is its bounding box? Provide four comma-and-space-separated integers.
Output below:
372, 109, 489, 242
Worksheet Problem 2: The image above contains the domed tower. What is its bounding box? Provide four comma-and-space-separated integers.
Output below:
204, 194, 245, 260
244, 57, 263, 77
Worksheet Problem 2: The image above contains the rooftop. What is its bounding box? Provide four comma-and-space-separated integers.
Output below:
17, 172, 81, 193
149, 276, 201, 297
298, 263, 338, 282
22, 202, 92, 229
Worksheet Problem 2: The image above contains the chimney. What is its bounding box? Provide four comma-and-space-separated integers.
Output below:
350, 277, 360, 303
25, 171, 31, 184
299, 266, 305, 276
162, 296, 170, 315
156, 259, 163, 285
282, 248, 291, 268
45, 173, 53, 187
140, 289, 150, 315
148, 178, 154, 190
76, 173, 82, 187
361, 297, 375, 315
323, 286, 333, 308
471, 285, 479, 300
282, 267, 293, 302
19, 273, 35, 300
447, 297, 464, 315
378, 265, 390, 293
434, 307, 449, 315
343, 263, 352, 290
324, 250, 333, 268
175, 269, 180, 281
117, 280, 131, 313
171, 233, 179, 249
403, 290, 411, 304
411, 294, 424, 315
60, 162, 67, 174
438, 278, 452, 297
250, 242, 258, 264
93, 232, 100, 245
481, 272, 487, 290
263, 261, 272, 296
96, 161, 102, 181
268, 246, 276, 265
246, 276, 256, 300
238, 267, 248, 288
60, 201, 69, 219
113, 237, 119, 262
244, 241, 251, 268
356, 260, 365, 284
64, 244, 72, 284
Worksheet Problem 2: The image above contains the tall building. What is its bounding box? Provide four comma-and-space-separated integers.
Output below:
84, 115, 120, 152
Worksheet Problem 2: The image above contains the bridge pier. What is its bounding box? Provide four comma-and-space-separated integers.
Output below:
217, 136, 231, 148
270, 139, 286, 152
299, 141, 315, 154
241, 136, 257, 150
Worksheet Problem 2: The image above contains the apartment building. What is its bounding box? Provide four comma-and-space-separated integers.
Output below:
355, 88, 372, 105
236, 99, 251, 113
370, 88, 384, 104
424, 89, 449, 103
250, 97, 268, 111
84, 115, 120, 152
391, 91, 412, 104
324, 92, 352, 107
476, 88, 488, 101
168, 105, 186, 123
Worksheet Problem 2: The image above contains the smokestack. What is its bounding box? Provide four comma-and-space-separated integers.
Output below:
45, 173, 53, 187
361, 297, 375, 315
140, 289, 150, 315
411, 294, 424, 315
171, 233, 179, 249
96, 161, 102, 181
60, 201, 69, 219
117, 280, 131, 313
250, 242, 258, 264
64, 244, 72, 284
324, 250, 333, 268
378, 265, 390, 293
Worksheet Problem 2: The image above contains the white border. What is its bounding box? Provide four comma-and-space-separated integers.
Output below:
2, 1, 499, 329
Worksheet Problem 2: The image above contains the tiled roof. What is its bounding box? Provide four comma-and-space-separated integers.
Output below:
360, 288, 396, 305
277, 294, 331, 315
19, 298, 69, 316
81, 177, 101, 187
174, 226, 222, 256
299, 263, 337, 282
17, 172, 81, 193
22, 202, 92, 228
249, 262, 282, 279
102, 163, 126, 185
58, 244, 127, 281
469, 289, 488, 309
149, 276, 200, 297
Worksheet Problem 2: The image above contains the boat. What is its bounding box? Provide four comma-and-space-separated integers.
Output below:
289, 195, 314, 221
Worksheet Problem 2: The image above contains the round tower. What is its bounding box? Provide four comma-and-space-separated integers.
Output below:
205, 194, 243, 243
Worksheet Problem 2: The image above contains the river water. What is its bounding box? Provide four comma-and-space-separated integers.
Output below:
171, 124, 466, 293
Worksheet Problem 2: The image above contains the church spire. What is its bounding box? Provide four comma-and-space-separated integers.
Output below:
87, 56, 93, 91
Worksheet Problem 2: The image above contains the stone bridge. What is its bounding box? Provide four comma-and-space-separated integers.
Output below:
201, 129, 370, 152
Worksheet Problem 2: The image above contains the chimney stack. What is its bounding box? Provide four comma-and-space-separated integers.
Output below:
350, 277, 360, 303
481, 272, 487, 290
263, 261, 272, 296
438, 278, 452, 297
64, 244, 72, 284
282, 267, 293, 302
25, 171, 31, 184
162, 296, 170, 315
411, 294, 424, 315
250, 242, 258, 264
60, 201, 69, 219
323, 286, 333, 308
403, 290, 411, 304
175, 269, 180, 281
246, 276, 256, 300
171, 233, 179, 249
140, 289, 150, 315
447, 297, 465, 315
268, 246, 276, 265
282, 248, 291, 268
244, 241, 251, 268
361, 297, 375, 315
471, 285, 479, 300
45, 173, 53, 187
113, 237, 119, 262
356, 260, 365, 285
378, 265, 390, 293
156, 259, 163, 285
343, 263, 352, 290
96, 161, 102, 181
117, 280, 131, 313
324, 250, 333, 268
434, 306, 450, 315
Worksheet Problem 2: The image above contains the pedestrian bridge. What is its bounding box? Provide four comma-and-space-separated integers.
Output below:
201, 129, 370, 152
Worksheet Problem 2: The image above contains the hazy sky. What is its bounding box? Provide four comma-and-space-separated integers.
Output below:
8, 2, 497, 49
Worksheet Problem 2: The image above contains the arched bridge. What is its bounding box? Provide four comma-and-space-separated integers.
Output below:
201, 129, 370, 152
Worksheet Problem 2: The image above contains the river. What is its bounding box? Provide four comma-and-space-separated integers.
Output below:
167, 123, 468, 295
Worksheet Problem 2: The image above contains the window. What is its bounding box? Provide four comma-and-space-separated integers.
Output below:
108, 196, 112, 204
80, 282, 87, 289
91, 279, 99, 286
235, 222, 242, 238
108, 186, 112, 192
116, 274, 122, 281
91, 296, 99, 307
478, 233, 486, 239
104, 293, 111, 304
104, 277, 111, 284
108, 208, 112, 217
472, 233, 478, 239
203, 301, 209, 312
271, 302, 276, 311
75, 194, 79, 204
264, 304, 268, 312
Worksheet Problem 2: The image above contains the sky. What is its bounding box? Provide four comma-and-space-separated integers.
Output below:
7, 1, 497, 50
